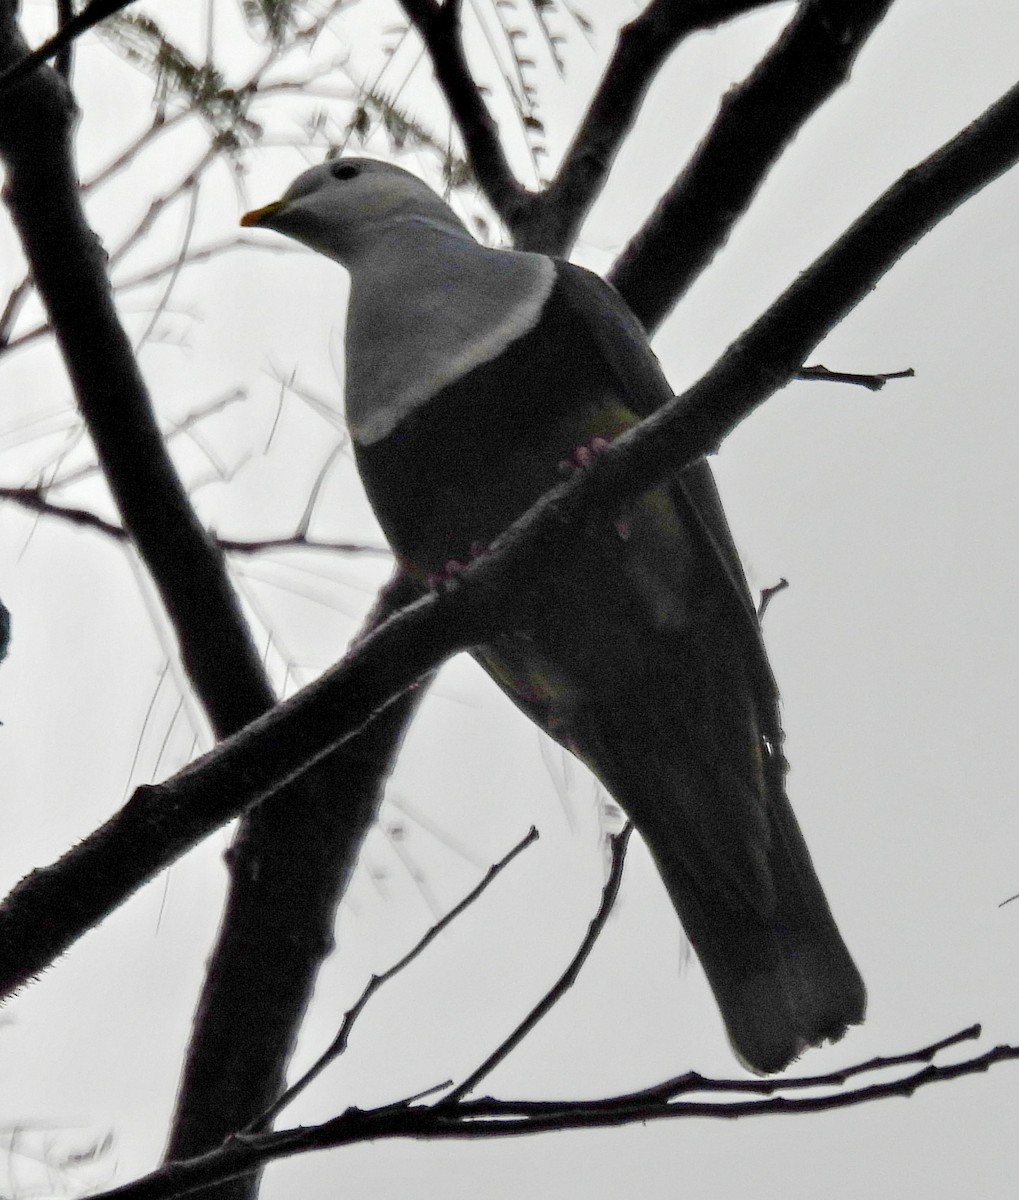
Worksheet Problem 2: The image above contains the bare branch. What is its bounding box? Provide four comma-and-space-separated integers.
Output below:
610, 0, 897, 331
0, 40, 270, 732
0, 240, 293, 359
445, 824, 632, 1103
757, 577, 788, 619
0, 486, 129, 540
250, 827, 540, 1131
106, 147, 219, 271
0, 486, 388, 555
796, 363, 915, 390
133, 177, 202, 352
0, 0, 143, 94
0, 18, 419, 1187
79, 1028, 1019, 1200
0, 276, 32, 346
519, 0, 786, 253
82, 107, 195, 194
54, 0, 74, 79
398, 0, 529, 224
0, 571, 463, 1000
220, 535, 389, 557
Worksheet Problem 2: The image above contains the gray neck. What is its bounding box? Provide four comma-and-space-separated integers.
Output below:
344, 223, 556, 444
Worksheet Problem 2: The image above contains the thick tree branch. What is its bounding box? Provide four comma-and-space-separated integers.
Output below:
609, 0, 896, 330
0, 5, 271, 744
517, 0, 785, 254
0, 13, 417, 1198
3, 66, 1017, 1004
0, 581, 468, 1000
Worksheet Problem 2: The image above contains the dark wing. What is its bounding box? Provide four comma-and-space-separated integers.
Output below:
552, 260, 782, 743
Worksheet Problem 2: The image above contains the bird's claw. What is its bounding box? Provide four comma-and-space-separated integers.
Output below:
557, 436, 612, 476
425, 542, 492, 590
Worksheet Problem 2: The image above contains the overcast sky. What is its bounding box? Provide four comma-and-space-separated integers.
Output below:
1, 2, 1019, 1197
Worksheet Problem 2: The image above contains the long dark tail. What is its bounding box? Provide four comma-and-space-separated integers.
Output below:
479, 516, 865, 1074
586, 704, 866, 1075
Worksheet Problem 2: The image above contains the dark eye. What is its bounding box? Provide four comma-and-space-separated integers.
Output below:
331, 162, 360, 181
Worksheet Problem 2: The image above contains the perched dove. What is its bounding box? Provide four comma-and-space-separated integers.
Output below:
241, 158, 865, 1073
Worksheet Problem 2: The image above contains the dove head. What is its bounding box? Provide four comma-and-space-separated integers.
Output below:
241, 158, 472, 265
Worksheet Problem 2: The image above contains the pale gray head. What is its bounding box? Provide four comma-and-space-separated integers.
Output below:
241, 157, 472, 264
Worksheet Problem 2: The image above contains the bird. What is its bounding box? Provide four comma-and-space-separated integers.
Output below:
241, 157, 865, 1074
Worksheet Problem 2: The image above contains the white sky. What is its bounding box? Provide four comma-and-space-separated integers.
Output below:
1, 1, 1019, 1197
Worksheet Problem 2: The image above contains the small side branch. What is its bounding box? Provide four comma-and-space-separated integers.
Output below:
0, 487, 387, 556
444, 824, 633, 1103
0, 0, 143, 93
757, 578, 788, 620
796, 364, 915, 391
398, 0, 528, 224
0, 487, 128, 540
82, 1026, 1019, 1200
249, 827, 540, 1131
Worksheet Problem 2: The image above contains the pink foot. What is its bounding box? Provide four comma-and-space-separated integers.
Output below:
556, 436, 633, 541
557, 436, 612, 477
425, 542, 492, 590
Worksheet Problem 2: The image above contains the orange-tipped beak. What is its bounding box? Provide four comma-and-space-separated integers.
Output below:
240, 200, 284, 227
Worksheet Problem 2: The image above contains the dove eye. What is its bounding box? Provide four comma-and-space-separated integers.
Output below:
331, 162, 360, 181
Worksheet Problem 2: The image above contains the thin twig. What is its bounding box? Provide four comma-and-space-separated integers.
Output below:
106, 147, 219, 272
249, 827, 540, 1131
0, 484, 389, 554
0, 277, 33, 347
0, 240, 292, 358
756, 578, 788, 620
398, 0, 528, 224
443, 824, 633, 1103
0, 487, 128, 540
796, 364, 915, 391
81, 1029, 1019, 1200
479, 1023, 986, 1111
133, 176, 202, 352
219, 535, 389, 557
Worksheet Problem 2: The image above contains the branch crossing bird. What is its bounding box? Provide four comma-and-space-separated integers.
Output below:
242, 157, 866, 1074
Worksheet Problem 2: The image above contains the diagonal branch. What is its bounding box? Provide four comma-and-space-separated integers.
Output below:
517, 0, 787, 254
250, 826, 540, 1131
398, 0, 529, 225
609, 0, 897, 330
0, 0, 143, 93
0, 486, 128, 540
3, 64, 1018, 1003
444, 825, 632, 1103
0, 15, 421, 1199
